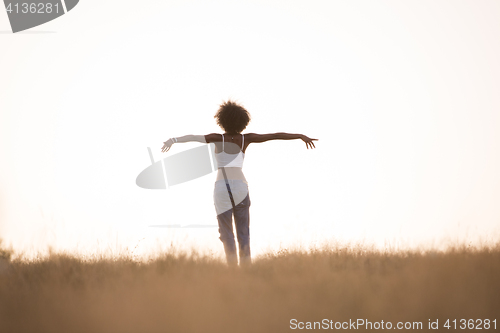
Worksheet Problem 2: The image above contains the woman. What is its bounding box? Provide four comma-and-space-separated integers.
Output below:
161, 100, 317, 266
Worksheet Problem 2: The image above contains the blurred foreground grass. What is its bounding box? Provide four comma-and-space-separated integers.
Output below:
0, 240, 499, 333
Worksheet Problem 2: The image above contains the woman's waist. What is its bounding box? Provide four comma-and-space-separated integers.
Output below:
216, 168, 247, 184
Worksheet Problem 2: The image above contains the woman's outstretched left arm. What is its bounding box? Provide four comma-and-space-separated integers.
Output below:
161, 135, 207, 153
246, 133, 318, 149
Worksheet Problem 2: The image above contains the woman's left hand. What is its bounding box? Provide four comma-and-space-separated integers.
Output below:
301, 135, 318, 149
161, 139, 174, 153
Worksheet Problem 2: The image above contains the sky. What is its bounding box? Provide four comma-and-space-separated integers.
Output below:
1, 0, 500, 259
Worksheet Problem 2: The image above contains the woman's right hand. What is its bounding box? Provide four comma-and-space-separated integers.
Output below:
161, 139, 174, 153
301, 135, 318, 149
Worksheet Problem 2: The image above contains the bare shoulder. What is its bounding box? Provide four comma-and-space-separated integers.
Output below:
244, 133, 269, 140
243, 133, 256, 141
204, 133, 222, 143
244, 133, 277, 143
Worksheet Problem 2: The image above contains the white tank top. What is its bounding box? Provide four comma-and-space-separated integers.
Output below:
215, 134, 245, 168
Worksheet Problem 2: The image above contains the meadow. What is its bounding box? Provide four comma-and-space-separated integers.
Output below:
0, 240, 499, 333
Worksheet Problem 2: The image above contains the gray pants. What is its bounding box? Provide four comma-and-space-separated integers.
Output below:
214, 180, 251, 266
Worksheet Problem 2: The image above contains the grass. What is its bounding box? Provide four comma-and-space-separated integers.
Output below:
0, 240, 499, 333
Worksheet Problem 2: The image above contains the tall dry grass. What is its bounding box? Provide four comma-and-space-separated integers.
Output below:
0, 240, 499, 333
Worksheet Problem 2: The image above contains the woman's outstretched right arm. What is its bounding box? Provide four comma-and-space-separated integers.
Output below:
246, 133, 318, 149
161, 134, 210, 153
161, 133, 222, 153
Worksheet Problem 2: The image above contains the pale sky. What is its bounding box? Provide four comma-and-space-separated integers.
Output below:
1, 0, 499, 258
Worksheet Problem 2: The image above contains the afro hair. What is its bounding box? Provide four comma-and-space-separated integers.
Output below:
214, 100, 251, 134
